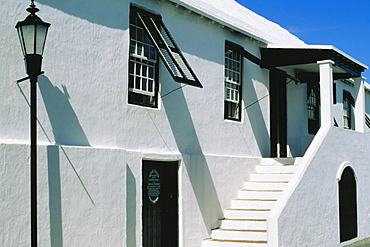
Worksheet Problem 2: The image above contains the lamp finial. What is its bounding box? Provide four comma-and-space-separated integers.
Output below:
27, 1, 39, 15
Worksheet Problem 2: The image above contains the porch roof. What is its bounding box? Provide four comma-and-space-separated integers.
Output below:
261, 45, 368, 80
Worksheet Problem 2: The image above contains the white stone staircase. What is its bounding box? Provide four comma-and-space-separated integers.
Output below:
202, 158, 299, 247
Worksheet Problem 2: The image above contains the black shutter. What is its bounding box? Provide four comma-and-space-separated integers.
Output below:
137, 12, 202, 88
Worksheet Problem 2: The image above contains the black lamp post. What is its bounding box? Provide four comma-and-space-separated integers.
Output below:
15, 1, 50, 246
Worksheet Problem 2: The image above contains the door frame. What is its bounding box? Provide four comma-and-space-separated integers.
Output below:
142, 160, 179, 247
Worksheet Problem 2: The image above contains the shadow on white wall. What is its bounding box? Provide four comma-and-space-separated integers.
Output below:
39, 76, 90, 146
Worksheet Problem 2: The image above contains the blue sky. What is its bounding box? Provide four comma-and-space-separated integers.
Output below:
236, 0, 370, 79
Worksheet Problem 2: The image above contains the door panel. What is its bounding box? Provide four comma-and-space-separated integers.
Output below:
270, 71, 287, 157
142, 161, 178, 247
339, 167, 357, 242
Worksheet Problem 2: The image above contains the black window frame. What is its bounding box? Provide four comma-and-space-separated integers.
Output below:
128, 6, 160, 108
224, 42, 243, 121
343, 90, 355, 130
128, 5, 202, 107
307, 82, 320, 134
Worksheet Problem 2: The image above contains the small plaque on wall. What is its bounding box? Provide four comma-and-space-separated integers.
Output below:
147, 169, 160, 204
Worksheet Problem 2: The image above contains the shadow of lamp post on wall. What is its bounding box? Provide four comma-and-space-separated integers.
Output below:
15, 1, 50, 246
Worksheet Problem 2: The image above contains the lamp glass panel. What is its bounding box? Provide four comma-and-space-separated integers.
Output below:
17, 28, 26, 57
35, 25, 48, 55
20, 24, 35, 55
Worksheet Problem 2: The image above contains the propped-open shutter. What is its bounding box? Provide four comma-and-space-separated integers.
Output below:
344, 91, 355, 107
365, 114, 370, 129
137, 12, 202, 88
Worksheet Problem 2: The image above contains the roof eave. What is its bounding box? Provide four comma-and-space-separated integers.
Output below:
266, 44, 368, 70
167, 0, 269, 44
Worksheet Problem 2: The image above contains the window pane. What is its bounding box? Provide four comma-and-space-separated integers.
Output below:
129, 43, 136, 55
149, 67, 154, 78
148, 80, 153, 92
137, 28, 143, 42
135, 76, 141, 89
129, 61, 134, 74
142, 65, 147, 77
149, 48, 156, 60
130, 27, 136, 40
144, 45, 149, 58
144, 32, 151, 44
136, 63, 141, 75
137, 43, 143, 56
142, 79, 147, 91
129, 75, 134, 88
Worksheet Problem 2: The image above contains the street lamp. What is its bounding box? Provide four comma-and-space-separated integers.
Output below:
15, 1, 50, 246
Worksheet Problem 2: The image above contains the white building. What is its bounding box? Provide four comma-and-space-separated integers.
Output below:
1, 0, 370, 246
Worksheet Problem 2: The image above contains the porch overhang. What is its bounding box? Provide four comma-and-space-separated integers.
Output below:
261, 45, 368, 81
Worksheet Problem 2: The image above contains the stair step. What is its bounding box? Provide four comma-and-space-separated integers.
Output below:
202, 158, 300, 247
202, 239, 268, 247
250, 173, 292, 182
244, 182, 287, 191
255, 165, 297, 174
211, 229, 267, 241
224, 209, 270, 219
238, 190, 282, 200
231, 199, 276, 209
221, 219, 267, 230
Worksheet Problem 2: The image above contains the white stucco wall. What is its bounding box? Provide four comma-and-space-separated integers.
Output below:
286, 71, 310, 157
1, 142, 259, 246
1, 1, 275, 245
1, 143, 128, 246
272, 127, 370, 246
2, 0, 369, 246
0, 0, 275, 157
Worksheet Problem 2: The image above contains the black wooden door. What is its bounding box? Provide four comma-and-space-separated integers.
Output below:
339, 167, 357, 242
270, 71, 287, 157
142, 161, 178, 247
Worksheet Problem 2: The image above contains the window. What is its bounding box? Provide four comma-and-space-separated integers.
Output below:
224, 43, 242, 121
343, 90, 354, 129
307, 82, 320, 134
128, 5, 202, 107
129, 7, 159, 107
